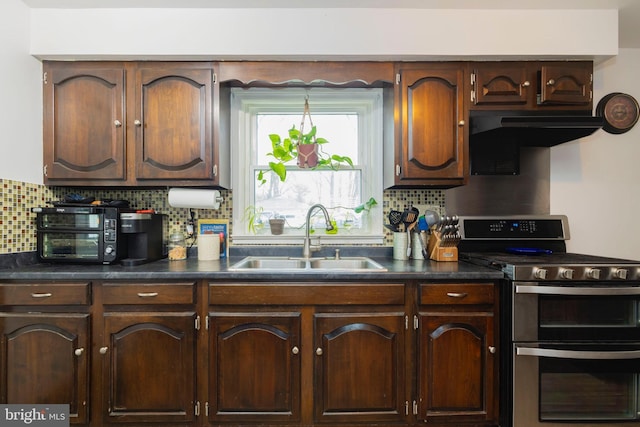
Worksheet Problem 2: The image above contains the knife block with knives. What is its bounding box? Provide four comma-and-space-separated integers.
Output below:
427, 214, 460, 262
427, 231, 459, 261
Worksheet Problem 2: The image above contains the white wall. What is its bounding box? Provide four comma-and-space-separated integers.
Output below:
0, 0, 42, 184
551, 48, 640, 260
29, 8, 617, 60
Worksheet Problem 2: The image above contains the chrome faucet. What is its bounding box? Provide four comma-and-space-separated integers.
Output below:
302, 204, 334, 259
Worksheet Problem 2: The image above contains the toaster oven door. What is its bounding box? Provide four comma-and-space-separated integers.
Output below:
38, 231, 103, 262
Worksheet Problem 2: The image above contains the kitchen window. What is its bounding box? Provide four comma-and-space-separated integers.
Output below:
231, 87, 383, 244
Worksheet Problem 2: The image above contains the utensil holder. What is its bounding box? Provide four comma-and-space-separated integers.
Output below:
427, 231, 459, 262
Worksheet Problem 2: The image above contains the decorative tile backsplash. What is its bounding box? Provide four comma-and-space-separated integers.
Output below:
0, 178, 444, 254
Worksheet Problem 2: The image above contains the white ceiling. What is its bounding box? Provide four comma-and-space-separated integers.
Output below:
21, 0, 640, 48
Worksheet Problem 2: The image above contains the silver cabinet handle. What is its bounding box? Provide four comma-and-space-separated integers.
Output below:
316, 347, 323, 356
74, 348, 84, 356
458, 120, 465, 126
292, 346, 299, 355
31, 292, 52, 298
517, 346, 640, 360
546, 79, 555, 86
134, 119, 142, 126
114, 120, 122, 127
522, 81, 531, 87
488, 346, 496, 354
446, 292, 468, 298
137, 292, 158, 298
99, 346, 108, 354
516, 285, 640, 296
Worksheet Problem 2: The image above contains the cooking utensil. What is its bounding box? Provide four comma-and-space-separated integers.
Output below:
402, 207, 419, 257
386, 209, 403, 232
423, 209, 440, 230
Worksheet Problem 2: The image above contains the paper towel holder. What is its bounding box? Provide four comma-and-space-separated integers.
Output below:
167, 188, 224, 210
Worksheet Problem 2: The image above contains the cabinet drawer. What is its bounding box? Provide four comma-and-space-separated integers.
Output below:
0, 282, 91, 305
210, 283, 405, 305
419, 283, 494, 305
102, 282, 196, 305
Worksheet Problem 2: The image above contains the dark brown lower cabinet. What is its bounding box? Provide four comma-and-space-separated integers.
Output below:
0, 279, 498, 427
100, 312, 197, 425
313, 312, 406, 424
0, 313, 90, 424
208, 312, 302, 423
417, 283, 498, 426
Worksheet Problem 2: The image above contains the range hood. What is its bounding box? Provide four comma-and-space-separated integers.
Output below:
469, 111, 604, 175
470, 110, 603, 147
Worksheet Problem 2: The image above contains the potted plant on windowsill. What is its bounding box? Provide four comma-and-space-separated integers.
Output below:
257, 97, 354, 184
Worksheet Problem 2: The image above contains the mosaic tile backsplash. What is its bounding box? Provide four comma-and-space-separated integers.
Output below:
0, 178, 444, 255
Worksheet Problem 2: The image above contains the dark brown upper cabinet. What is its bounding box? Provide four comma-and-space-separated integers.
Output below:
390, 63, 469, 188
471, 61, 593, 110
43, 61, 225, 187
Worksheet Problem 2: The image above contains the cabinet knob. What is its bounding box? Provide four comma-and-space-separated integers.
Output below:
546, 79, 555, 86
134, 119, 142, 126
74, 348, 84, 356
522, 81, 531, 87
489, 346, 496, 354
292, 346, 299, 355
316, 347, 323, 356
458, 120, 465, 126
114, 120, 122, 127
99, 346, 108, 355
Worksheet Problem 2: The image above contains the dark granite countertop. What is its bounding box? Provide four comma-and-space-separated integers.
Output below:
0, 246, 504, 281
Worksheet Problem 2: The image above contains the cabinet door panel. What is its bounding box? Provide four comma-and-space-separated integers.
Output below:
0, 313, 89, 424
539, 64, 592, 105
102, 312, 196, 424
44, 65, 125, 181
418, 312, 496, 424
473, 63, 529, 105
209, 313, 301, 423
136, 66, 213, 180
397, 65, 467, 184
314, 312, 406, 424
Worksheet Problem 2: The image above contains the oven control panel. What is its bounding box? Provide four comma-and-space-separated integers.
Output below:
459, 215, 569, 240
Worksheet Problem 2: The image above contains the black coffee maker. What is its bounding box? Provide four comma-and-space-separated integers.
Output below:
119, 212, 167, 266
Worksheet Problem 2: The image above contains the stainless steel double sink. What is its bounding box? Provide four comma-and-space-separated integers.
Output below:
228, 256, 387, 272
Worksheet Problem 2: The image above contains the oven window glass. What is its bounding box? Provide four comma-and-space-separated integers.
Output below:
540, 295, 638, 327
42, 233, 101, 260
40, 213, 101, 230
540, 357, 639, 421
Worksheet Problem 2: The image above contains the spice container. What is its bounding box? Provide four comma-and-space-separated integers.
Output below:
168, 232, 187, 260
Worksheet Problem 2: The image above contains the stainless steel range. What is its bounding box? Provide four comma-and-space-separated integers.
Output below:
457, 215, 640, 427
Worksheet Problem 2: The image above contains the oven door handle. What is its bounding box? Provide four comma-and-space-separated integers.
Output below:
515, 285, 640, 296
517, 346, 640, 360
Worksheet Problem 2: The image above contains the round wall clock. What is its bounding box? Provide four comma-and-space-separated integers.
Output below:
596, 92, 639, 134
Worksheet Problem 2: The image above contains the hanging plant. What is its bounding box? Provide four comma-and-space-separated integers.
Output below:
257, 96, 354, 184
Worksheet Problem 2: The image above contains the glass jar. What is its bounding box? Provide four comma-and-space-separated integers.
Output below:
168, 232, 187, 260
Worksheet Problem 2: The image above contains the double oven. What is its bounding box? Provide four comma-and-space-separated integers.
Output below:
459, 215, 640, 427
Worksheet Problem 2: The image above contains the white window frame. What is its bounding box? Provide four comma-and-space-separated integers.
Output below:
231, 87, 384, 245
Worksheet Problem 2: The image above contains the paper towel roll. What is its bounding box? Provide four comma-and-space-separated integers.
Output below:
168, 188, 223, 209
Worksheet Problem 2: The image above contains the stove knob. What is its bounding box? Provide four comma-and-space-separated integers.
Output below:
585, 268, 601, 280
559, 268, 574, 279
533, 267, 548, 280
613, 268, 629, 280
